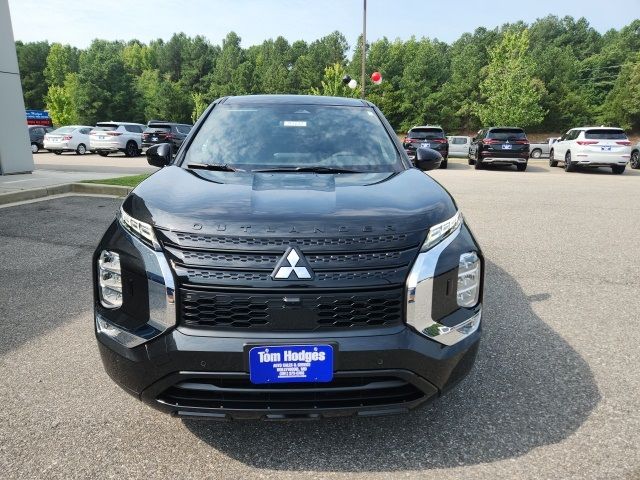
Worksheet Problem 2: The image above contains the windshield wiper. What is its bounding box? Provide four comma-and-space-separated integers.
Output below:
253, 166, 362, 174
187, 163, 238, 172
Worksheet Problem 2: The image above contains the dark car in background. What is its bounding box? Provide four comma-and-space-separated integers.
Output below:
403, 126, 449, 169
469, 127, 530, 171
142, 122, 192, 153
28, 125, 54, 153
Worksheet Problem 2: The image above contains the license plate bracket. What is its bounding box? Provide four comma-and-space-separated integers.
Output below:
249, 344, 333, 384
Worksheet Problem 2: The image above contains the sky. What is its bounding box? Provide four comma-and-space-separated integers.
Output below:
7, 0, 640, 49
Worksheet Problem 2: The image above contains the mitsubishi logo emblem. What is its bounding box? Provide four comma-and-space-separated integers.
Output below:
272, 247, 313, 280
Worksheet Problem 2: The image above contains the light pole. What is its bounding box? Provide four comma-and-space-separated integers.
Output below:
361, 0, 366, 99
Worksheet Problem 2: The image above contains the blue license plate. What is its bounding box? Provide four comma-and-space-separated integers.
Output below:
249, 345, 333, 384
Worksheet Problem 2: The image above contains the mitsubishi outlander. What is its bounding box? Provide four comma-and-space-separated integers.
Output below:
93, 95, 484, 420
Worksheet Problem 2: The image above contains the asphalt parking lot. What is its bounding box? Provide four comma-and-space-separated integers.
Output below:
0, 159, 639, 479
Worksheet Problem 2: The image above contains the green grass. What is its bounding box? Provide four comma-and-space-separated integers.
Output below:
82, 174, 150, 187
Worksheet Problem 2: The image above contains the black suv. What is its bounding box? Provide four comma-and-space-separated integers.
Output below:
142, 122, 192, 153
93, 95, 483, 420
403, 126, 449, 169
469, 127, 530, 171
28, 125, 54, 153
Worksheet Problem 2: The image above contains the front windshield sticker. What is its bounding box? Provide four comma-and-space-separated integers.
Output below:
283, 121, 307, 127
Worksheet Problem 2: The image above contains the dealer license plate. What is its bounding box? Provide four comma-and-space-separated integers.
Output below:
249, 345, 333, 384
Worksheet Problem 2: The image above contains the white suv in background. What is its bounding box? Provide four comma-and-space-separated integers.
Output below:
90, 122, 146, 157
550, 127, 632, 174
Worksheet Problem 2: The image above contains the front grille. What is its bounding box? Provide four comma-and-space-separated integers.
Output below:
169, 231, 411, 249
157, 375, 425, 411
160, 228, 422, 331
180, 288, 404, 330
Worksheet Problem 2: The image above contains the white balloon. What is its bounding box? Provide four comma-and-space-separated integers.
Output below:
348, 79, 358, 89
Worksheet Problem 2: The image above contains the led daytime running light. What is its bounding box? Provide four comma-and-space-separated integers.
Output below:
120, 207, 157, 245
422, 211, 462, 251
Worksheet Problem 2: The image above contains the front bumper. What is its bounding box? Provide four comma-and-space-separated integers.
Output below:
94, 218, 483, 419
97, 322, 480, 419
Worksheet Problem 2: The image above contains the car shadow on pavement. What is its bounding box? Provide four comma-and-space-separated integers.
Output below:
183, 260, 600, 472
442, 160, 471, 170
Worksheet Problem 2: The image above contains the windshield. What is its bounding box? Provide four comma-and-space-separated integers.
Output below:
51, 127, 75, 134
408, 128, 444, 140
487, 128, 526, 141
183, 104, 402, 172
585, 129, 627, 140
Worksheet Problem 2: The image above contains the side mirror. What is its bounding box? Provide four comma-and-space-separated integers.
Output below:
147, 143, 172, 167
415, 147, 442, 171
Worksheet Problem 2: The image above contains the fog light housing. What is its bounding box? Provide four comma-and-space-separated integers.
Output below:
98, 250, 122, 309
457, 252, 480, 308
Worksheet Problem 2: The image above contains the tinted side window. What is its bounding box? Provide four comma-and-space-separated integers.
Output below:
125, 125, 142, 133
569, 130, 581, 141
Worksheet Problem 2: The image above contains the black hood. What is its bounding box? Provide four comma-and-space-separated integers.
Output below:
122, 166, 457, 236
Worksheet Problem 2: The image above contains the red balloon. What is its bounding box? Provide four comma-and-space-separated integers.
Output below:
371, 71, 382, 83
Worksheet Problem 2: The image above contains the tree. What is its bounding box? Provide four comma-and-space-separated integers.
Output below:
75, 40, 139, 124
191, 92, 208, 123
475, 29, 546, 128
15, 41, 50, 109
310, 63, 360, 98
44, 43, 79, 87
601, 54, 640, 130
45, 73, 80, 125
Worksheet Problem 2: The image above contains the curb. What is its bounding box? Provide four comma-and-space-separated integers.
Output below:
0, 183, 133, 206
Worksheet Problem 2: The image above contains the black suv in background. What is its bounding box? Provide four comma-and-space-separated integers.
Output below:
469, 127, 530, 171
403, 126, 449, 169
142, 122, 192, 153
93, 95, 484, 420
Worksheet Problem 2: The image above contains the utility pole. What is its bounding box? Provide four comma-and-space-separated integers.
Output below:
361, 0, 366, 99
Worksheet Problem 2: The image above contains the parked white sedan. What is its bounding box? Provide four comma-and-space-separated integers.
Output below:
44, 125, 94, 155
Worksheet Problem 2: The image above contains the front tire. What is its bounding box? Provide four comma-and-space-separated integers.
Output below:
564, 151, 575, 172
531, 149, 542, 159
549, 150, 558, 167
31, 143, 39, 154
76, 144, 87, 155
611, 165, 625, 175
630, 151, 640, 169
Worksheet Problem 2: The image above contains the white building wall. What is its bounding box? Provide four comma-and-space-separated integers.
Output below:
0, 0, 33, 174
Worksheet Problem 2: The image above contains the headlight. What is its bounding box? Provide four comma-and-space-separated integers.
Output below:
119, 207, 158, 246
421, 211, 462, 251
98, 250, 122, 309
457, 252, 481, 308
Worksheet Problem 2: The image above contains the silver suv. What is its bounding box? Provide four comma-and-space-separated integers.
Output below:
90, 122, 146, 157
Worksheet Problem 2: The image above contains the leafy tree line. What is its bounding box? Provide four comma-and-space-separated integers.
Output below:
14, 15, 640, 133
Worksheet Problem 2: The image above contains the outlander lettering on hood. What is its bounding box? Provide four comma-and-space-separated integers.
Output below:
93, 95, 484, 420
